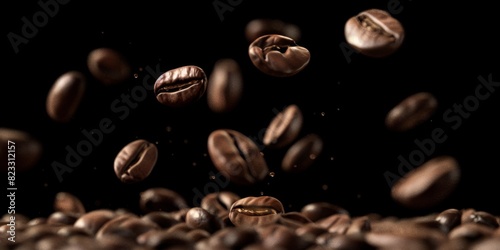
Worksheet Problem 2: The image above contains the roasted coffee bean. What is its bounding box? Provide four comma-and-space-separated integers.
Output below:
277, 212, 313, 229
436, 238, 471, 250
96, 214, 158, 240
295, 223, 329, 239
35, 234, 68, 250
462, 211, 499, 229
167, 208, 191, 222
186, 229, 211, 242
448, 223, 494, 241
257, 224, 313, 250
57, 226, 92, 237
281, 133, 323, 173
263, 104, 303, 149
391, 155, 461, 209
73, 209, 116, 235
98, 234, 150, 250
245, 18, 301, 43
385, 92, 438, 132
370, 220, 447, 247
317, 213, 352, 234
139, 187, 189, 213
365, 232, 431, 250
27, 217, 48, 226
201, 191, 241, 219
436, 208, 462, 233
207, 58, 243, 113
141, 230, 193, 249
46, 70, 86, 123
300, 202, 349, 222
154, 65, 207, 107
185, 207, 223, 233
205, 226, 260, 249
470, 237, 500, 250
114, 139, 158, 183
346, 216, 372, 235
0, 128, 43, 172
316, 233, 373, 250
141, 211, 181, 229
53, 192, 86, 216
207, 129, 269, 185
344, 8, 404, 58
248, 34, 310, 77
87, 47, 131, 85
46, 211, 79, 226
229, 196, 284, 227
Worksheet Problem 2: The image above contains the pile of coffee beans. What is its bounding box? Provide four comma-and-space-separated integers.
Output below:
2, 3, 500, 249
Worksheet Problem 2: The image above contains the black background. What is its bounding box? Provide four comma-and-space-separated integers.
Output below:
2, 0, 500, 221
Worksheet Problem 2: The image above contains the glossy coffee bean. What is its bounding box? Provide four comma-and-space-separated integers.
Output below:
207, 58, 243, 113
53, 192, 86, 216
229, 196, 284, 227
0, 128, 43, 172
391, 155, 460, 209
139, 187, 189, 213
87, 47, 131, 85
185, 207, 223, 233
345, 9, 404, 58
346, 216, 371, 235
200, 191, 241, 218
281, 133, 323, 173
435, 208, 462, 233
263, 104, 303, 149
448, 223, 494, 241
207, 129, 269, 185
73, 209, 116, 235
249, 34, 310, 77
154, 65, 207, 107
46, 212, 79, 226
245, 18, 301, 43
462, 211, 499, 229
300, 202, 349, 222
385, 92, 438, 132
46, 70, 86, 123
114, 139, 158, 183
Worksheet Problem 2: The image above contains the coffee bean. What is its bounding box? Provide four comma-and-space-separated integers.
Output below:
141, 211, 181, 229
185, 207, 223, 233
300, 202, 349, 222
204, 227, 260, 249
73, 209, 116, 236
46, 211, 79, 226
295, 223, 329, 239
281, 133, 323, 173
277, 212, 312, 229
248, 34, 310, 77
186, 228, 211, 242
448, 223, 494, 242
316, 233, 373, 250
0, 128, 43, 173
139, 187, 189, 213
53, 192, 86, 216
436, 208, 462, 233
346, 216, 372, 235
200, 191, 241, 219
256, 224, 313, 250
46, 70, 86, 123
57, 226, 92, 237
344, 9, 404, 58
462, 211, 499, 229
207, 129, 269, 185
316, 213, 352, 234
87, 47, 131, 85
470, 237, 500, 250
391, 155, 461, 209
207, 58, 244, 113
263, 104, 303, 149
35, 234, 68, 250
245, 18, 301, 43
229, 196, 284, 227
154, 65, 207, 108
140, 230, 194, 249
385, 92, 438, 132
113, 139, 158, 183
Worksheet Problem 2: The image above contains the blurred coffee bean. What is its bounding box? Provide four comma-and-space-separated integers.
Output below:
73, 209, 116, 235
316, 213, 351, 234
141, 211, 181, 229
139, 187, 189, 213
53, 192, 86, 216
295, 223, 329, 239
207, 129, 269, 185
391, 155, 461, 209
87, 47, 131, 85
257, 224, 313, 250
300, 202, 349, 222
185, 207, 223, 233
207, 58, 243, 113
470, 237, 500, 250
154, 65, 207, 108
229, 196, 284, 227
57, 226, 92, 237
46, 211, 79, 226
448, 223, 494, 242
200, 191, 240, 219
316, 233, 373, 250
186, 228, 211, 242
245, 18, 301, 43
462, 211, 499, 229
0, 128, 43, 172
436, 208, 462, 233
346, 216, 371, 235
344, 9, 404, 58
281, 133, 323, 173
46, 70, 86, 123
140, 230, 194, 249
114, 139, 158, 183
35, 234, 67, 250
277, 212, 313, 229
263, 104, 303, 149
249, 34, 310, 77
385, 92, 438, 132
205, 226, 260, 249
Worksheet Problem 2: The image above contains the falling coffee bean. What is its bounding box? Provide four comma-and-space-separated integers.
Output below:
249, 34, 310, 77
139, 187, 189, 213
207, 58, 243, 113
114, 139, 158, 183
229, 196, 284, 227
154, 65, 207, 108
344, 9, 405, 58
0, 128, 42, 172
46, 70, 86, 123
281, 133, 323, 173
263, 104, 303, 149
87, 47, 131, 85
385, 92, 438, 132
53, 192, 86, 216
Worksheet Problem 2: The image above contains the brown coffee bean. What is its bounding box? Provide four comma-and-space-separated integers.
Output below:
56, 226, 92, 237
154, 65, 207, 107
317, 213, 352, 234
316, 233, 372, 250
300, 202, 349, 222
205, 227, 260, 249
462, 211, 499, 229
139, 187, 189, 213
207, 129, 269, 185
249, 34, 310, 77
46, 70, 86, 123
53, 192, 86, 216
1, 128, 43, 173
257, 224, 313, 250
200, 191, 241, 219
114, 139, 158, 183
185, 207, 223, 233
229, 196, 284, 227
140, 230, 194, 249
186, 228, 211, 242
281, 133, 323, 173
141, 211, 181, 229
346, 216, 372, 235
296, 223, 329, 239
385, 92, 438, 132
391, 155, 461, 209
448, 223, 494, 242
87, 47, 131, 85
470, 237, 500, 250
370, 220, 446, 247
345, 9, 404, 58
73, 209, 116, 236
436, 208, 462, 233
207, 58, 243, 113
245, 18, 301, 43
46, 212, 79, 226
263, 104, 303, 149
277, 212, 313, 229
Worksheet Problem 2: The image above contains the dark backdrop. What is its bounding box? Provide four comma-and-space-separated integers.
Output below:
2, 0, 500, 220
